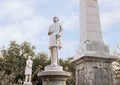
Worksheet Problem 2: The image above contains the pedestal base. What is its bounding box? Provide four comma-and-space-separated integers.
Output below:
38, 65, 70, 85
45, 64, 63, 71
72, 56, 117, 85
42, 80, 66, 85
23, 82, 32, 85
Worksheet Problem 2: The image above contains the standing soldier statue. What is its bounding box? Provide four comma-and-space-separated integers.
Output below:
48, 16, 63, 66
38, 17, 70, 85
23, 56, 33, 85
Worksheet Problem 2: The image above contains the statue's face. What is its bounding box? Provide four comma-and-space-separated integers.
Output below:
53, 17, 59, 23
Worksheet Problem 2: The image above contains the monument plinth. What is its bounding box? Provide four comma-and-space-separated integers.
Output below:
38, 17, 70, 85
72, 0, 117, 85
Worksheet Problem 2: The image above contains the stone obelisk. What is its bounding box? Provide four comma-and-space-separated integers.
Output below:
38, 17, 70, 85
72, 0, 117, 85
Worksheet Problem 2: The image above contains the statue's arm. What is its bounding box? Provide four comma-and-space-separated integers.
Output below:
59, 25, 63, 36
48, 31, 51, 35
26, 61, 33, 68
57, 24, 63, 38
48, 26, 53, 35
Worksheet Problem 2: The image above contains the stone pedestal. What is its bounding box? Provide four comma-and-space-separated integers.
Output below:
38, 65, 70, 85
72, 42, 117, 85
23, 82, 32, 85
72, 56, 117, 85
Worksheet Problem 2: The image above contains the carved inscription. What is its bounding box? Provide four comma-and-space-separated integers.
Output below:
94, 68, 110, 85
77, 68, 85, 85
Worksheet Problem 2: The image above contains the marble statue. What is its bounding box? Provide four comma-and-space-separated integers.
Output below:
38, 17, 70, 85
24, 56, 33, 85
48, 16, 63, 65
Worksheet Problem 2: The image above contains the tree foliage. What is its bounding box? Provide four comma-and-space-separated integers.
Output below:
0, 41, 49, 85
0, 41, 75, 85
59, 58, 75, 85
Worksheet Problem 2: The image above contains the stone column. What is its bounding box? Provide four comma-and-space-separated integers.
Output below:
72, 0, 117, 85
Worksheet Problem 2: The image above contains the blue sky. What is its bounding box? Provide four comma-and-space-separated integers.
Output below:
0, 0, 120, 59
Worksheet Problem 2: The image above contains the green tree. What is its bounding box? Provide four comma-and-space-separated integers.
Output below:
0, 41, 51, 85
59, 57, 75, 85
0, 41, 36, 84
0, 40, 76, 85
32, 52, 50, 85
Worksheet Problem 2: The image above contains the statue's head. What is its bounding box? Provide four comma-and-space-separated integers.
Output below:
28, 56, 32, 59
53, 16, 59, 23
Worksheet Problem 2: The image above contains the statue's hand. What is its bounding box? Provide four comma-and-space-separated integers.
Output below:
48, 32, 53, 35
56, 34, 61, 38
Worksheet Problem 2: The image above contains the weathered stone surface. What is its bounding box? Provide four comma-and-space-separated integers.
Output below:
23, 82, 32, 85
38, 65, 70, 85
74, 57, 116, 85
73, 0, 117, 61
38, 65, 70, 77
45, 64, 63, 71
43, 81, 66, 85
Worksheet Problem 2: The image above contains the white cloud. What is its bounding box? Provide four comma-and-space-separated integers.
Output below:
21, 16, 49, 36
0, 0, 34, 21
0, 0, 49, 46
62, 15, 79, 31
99, 0, 120, 30
0, 0, 119, 58
59, 40, 79, 58
101, 11, 120, 30
0, 16, 49, 44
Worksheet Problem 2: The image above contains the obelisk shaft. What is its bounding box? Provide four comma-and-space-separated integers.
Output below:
80, 0, 103, 44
